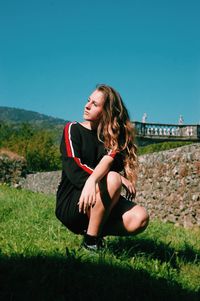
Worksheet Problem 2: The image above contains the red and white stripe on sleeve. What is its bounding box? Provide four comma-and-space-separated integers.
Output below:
107, 149, 118, 158
64, 122, 93, 175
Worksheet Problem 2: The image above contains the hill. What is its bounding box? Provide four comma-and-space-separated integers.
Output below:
0, 106, 68, 129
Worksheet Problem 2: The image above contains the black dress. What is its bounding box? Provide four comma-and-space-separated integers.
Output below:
55, 121, 132, 234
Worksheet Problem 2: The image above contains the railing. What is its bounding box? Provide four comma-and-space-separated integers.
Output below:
133, 122, 200, 140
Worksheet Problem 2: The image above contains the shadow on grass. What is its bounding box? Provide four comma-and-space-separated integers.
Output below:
0, 252, 199, 301
107, 236, 200, 268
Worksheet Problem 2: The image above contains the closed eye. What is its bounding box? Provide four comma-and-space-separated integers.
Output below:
87, 98, 98, 106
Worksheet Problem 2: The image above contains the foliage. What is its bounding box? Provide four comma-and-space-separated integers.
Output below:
0, 122, 62, 172
0, 185, 199, 300
138, 141, 194, 155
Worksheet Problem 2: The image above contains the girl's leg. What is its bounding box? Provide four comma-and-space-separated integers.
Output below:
85, 170, 149, 239
102, 203, 149, 236
86, 171, 122, 236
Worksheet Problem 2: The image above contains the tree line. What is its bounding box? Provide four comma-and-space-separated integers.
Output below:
0, 122, 62, 172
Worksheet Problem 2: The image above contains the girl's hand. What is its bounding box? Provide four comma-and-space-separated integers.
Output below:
121, 175, 136, 201
78, 177, 97, 214
78, 155, 113, 213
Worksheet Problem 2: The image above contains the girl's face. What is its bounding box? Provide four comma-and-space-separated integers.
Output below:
83, 89, 105, 122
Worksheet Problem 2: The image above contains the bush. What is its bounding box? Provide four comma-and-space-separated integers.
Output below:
0, 122, 61, 172
25, 131, 61, 172
0, 149, 27, 184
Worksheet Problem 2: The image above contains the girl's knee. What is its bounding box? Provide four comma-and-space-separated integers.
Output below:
99, 171, 121, 206
134, 205, 149, 227
123, 205, 149, 233
106, 171, 122, 191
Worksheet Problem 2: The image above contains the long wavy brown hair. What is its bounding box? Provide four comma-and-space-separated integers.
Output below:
96, 84, 138, 184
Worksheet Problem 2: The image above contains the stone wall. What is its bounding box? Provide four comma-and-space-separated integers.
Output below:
20, 171, 61, 195
136, 143, 200, 228
19, 144, 200, 228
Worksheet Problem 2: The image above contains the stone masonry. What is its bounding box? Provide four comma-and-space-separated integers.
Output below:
136, 143, 200, 228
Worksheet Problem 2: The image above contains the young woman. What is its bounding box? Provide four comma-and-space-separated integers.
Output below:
56, 84, 149, 250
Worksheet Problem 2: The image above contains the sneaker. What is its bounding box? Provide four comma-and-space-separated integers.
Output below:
82, 234, 105, 252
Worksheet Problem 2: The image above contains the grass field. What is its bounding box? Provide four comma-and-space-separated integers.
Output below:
0, 185, 199, 301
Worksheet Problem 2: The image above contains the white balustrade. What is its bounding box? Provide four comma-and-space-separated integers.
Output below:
167, 128, 171, 135
134, 123, 199, 140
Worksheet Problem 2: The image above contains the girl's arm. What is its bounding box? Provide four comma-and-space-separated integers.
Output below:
61, 122, 94, 189
78, 155, 114, 213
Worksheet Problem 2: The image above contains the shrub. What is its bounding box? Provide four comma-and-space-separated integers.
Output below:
0, 122, 61, 172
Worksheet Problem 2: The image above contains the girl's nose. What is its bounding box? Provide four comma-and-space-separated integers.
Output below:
86, 102, 91, 110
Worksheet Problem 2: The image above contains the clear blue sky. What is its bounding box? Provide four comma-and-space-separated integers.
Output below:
0, 0, 200, 124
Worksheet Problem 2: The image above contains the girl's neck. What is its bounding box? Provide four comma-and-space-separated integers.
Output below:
81, 121, 98, 130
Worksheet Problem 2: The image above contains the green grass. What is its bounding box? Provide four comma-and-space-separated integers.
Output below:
138, 141, 194, 155
0, 185, 199, 301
